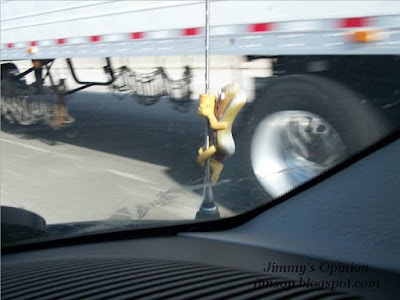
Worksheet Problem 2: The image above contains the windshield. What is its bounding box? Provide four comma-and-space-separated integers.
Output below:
1, 1, 400, 247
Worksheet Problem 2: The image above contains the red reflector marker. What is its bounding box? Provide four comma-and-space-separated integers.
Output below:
182, 28, 201, 36
338, 17, 371, 28
30, 41, 38, 46
57, 38, 66, 45
248, 23, 275, 32
131, 32, 144, 39
90, 35, 101, 42
7, 43, 14, 48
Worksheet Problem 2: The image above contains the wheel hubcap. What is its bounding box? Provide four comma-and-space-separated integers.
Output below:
250, 111, 346, 197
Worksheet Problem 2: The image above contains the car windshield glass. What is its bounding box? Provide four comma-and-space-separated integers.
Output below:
1, 0, 400, 247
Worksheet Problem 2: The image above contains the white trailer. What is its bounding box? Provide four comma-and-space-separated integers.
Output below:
2, 1, 400, 57
1, 1, 400, 197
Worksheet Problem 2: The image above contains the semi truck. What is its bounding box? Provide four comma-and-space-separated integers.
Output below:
1, 0, 400, 198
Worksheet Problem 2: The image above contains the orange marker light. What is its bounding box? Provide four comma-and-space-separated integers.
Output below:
348, 29, 385, 43
27, 46, 38, 54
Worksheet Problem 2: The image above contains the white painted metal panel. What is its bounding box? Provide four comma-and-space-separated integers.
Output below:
1, 1, 400, 58
2, 1, 400, 43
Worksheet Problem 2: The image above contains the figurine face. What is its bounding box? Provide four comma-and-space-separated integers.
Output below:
215, 84, 239, 119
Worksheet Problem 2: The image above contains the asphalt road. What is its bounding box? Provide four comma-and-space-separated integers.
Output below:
1, 92, 265, 225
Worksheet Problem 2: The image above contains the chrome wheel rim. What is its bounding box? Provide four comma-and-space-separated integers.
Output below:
250, 110, 346, 197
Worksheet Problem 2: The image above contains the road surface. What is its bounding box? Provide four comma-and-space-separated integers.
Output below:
1, 92, 265, 225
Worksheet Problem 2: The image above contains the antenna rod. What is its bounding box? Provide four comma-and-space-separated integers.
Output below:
205, 0, 210, 95
196, 0, 220, 219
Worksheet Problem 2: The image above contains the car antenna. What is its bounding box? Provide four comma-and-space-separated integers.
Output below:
196, 0, 221, 220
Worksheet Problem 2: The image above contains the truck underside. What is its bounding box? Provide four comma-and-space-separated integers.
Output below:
272, 55, 400, 101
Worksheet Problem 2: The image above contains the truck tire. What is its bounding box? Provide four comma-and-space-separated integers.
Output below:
238, 74, 390, 199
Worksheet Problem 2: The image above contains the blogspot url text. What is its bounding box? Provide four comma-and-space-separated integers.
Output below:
254, 277, 381, 291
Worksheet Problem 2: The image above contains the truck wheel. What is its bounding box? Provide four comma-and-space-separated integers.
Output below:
238, 74, 389, 199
